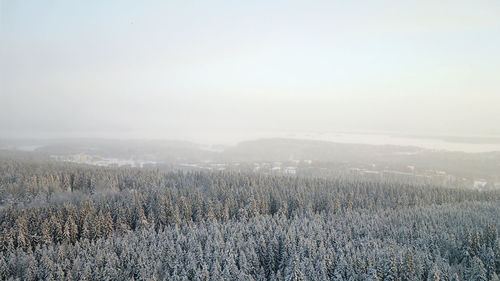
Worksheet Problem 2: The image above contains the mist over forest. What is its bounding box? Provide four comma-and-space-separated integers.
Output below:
2, 0, 500, 280
1, 136, 499, 280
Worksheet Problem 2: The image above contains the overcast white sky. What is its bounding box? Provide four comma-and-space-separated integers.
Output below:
1, 0, 500, 140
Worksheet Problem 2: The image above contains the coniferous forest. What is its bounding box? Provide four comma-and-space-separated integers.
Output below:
1, 154, 499, 280
3, 0, 500, 279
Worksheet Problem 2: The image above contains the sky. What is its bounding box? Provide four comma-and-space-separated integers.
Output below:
1, 0, 500, 141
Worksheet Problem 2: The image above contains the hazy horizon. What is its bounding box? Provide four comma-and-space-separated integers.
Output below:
3, 130, 500, 153
2, 0, 500, 140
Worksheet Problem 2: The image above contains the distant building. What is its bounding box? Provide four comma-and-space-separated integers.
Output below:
284, 167, 297, 175
349, 168, 361, 174
473, 180, 488, 189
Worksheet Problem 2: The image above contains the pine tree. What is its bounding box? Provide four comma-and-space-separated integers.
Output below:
239, 251, 250, 275
210, 259, 221, 280
172, 205, 181, 225
450, 273, 460, 281
116, 213, 131, 234
15, 210, 30, 250
0, 256, 9, 280
383, 252, 398, 281
41, 219, 52, 246
63, 218, 72, 242
403, 249, 416, 281
50, 214, 63, 243
284, 254, 304, 281
25, 258, 37, 281
81, 216, 90, 240
135, 196, 148, 229
205, 200, 216, 222
179, 196, 192, 222
200, 262, 210, 281
427, 265, 440, 281
55, 264, 65, 280
81, 263, 92, 281
483, 247, 496, 281
70, 215, 79, 243
366, 267, 380, 281
468, 256, 487, 281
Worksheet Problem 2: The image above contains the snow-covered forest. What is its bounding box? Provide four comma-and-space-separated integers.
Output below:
3, 0, 500, 279
1, 155, 499, 280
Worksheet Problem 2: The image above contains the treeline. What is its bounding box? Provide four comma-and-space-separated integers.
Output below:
0, 156, 500, 280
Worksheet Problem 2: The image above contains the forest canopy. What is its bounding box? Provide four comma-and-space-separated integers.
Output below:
0, 154, 499, 280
